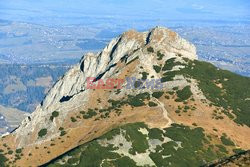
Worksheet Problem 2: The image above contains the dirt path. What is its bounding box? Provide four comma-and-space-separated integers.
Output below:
153, 97, 173, 128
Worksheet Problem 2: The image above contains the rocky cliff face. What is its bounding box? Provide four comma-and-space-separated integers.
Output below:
14, 27, 197, 147
0, 26, 249, 167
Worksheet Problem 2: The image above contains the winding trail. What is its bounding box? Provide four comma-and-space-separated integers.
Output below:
152, 97, 173, 128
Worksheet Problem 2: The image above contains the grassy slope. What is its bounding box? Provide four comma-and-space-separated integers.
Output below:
46, 123, 237, 167
161, 58, 250, 126
181, 60, 250, 126
44, 58, 250, 167
1, 56, 248, 166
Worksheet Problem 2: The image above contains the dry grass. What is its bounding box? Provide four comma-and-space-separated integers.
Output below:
162, 94, 250, 149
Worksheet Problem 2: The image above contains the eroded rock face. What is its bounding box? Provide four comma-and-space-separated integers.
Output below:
2, 26, 250, 167
14, 26, 197, 147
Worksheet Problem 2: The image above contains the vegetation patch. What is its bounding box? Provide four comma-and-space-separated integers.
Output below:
162, 58, 175, 71
127, 94, 148, 107
122, 123, 150, 154
162, 58, 184, 71
177, 60, 250, 126
59, 127, 67, 136
150, 124, 229, 166
71, 117, 77, 122
52, 111, 59, 117
67, 157, 79, 165
176, 86, 192, 102
82, 109, 97, 119
81, 92, 151, 121
152, 91, 164, 99
148, 128, 164, 141
147, 47, 154, 53
148, 101, 158, 107
157, 51, 164, 60
38, 128, 47, 138
220, 136, 235, 146
216, 144, 228, 154
47, 123, 234, 167
50, 111, 59, 121
108, 92, 150, 108
153, 65, 161, 73
233, 148, 245, 154
141, 72, 149, 80
161, 71, 177, 82
15, 148, 22, 154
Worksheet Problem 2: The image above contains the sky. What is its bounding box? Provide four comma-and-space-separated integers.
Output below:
0, 0, 249, 25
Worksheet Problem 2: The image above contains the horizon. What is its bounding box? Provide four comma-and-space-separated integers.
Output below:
0, 0, 249, 26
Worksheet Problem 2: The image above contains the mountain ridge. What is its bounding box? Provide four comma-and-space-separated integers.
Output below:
0, 26, 249, 167
14, 26, 197, 148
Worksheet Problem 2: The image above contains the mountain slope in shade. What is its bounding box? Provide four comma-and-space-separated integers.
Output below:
207, 150, 250, 167
0, 105, 29, 135
0, 27, 249, 167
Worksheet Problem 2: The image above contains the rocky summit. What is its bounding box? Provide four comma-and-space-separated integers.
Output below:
0, 27, 249, 167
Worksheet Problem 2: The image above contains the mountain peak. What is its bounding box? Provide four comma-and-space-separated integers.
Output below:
119, 26, 197, 60
1, 26, 249, 167
6, 26, 198, 163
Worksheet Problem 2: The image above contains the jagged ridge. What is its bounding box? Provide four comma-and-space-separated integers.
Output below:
0, 26, 249, 167
14, 26, 197, 147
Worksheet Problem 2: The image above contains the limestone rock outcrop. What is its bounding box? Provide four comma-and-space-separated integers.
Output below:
14, 27, 197, 148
